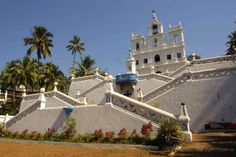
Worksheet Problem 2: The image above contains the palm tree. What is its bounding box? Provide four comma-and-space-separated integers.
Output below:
76, 55, 95, 77
1, 57, 37, 105
226, 31, 236, 55
11, 56, 38, 90
66, 35, 85, 70
24, 26, 54, 89
40, 62, 69, 92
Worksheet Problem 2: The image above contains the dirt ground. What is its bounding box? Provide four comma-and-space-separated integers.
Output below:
0, 141, 166, 157
176, 131, 236, 157
0, 132, 236, 157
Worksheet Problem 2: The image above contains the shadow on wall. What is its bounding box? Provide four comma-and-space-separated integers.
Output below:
51, 110, 68, 131
192, 75, 236, 131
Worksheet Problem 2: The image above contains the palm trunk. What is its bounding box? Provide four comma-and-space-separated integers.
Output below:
72, 54, 76, 69
38, 57, 40, 92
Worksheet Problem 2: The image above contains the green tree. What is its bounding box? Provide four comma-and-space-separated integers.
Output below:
40, 62, 69, 92
76, 55, 95, 77
11, 56, 37, 90
226, 31, 236, 55
1, 57, 38, 103
24, 26, 54, 89
187, 54, 201, 61
66, 36, 85, 70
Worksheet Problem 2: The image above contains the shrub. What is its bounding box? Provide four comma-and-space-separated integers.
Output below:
0, 123, 8, 137
43, 128, 56, 140
73, 133, 82, 142
103, 131, 115, 143
118, 128, 127, 138
12, 131, 20, 139
129, 129, 144, 144
81, 133, 96, 143
141, 122, 153, 138
94, 129, 104, 142
117, 128, 128, 143
21, 129, 30, 139
61, 117, 76, 141
156, 118, 183, 148
30, 131, 42, 140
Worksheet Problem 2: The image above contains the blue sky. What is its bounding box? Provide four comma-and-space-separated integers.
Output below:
0, 0, 235, 76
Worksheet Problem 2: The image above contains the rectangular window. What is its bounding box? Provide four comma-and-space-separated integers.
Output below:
144, 58, 148, 64
167, 54, 172, 60
177, 53, 182, 58
136, 60, 139, 65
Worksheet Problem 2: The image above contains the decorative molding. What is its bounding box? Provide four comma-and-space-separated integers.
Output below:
72, 74, 105, 82
110, 91, 176, 124
191, 55, 236, 65
138, 73, 173, 82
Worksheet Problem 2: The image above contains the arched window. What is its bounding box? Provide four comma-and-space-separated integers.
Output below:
152, 24, 158, 34
136, 42, 140, 50
155, 54, 160, 62
174, 34, 178, 43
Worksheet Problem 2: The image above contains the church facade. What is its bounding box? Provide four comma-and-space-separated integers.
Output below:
131, 10, 187, 75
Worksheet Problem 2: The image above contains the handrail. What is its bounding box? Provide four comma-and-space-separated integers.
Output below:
138, 73, 173, 82
72, 74, 105, 82
111, 91, 176, 124
143, 73, 189, 102
23, 91, 82, 106
54, 91, 82, 106
80, 80, 107, 96
6, 101, 41, 128
169, 64, 188, 77
191, 55, 236, 65
143, 66, 236, 103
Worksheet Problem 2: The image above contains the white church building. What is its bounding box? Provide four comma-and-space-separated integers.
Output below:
2, 11, 236, 142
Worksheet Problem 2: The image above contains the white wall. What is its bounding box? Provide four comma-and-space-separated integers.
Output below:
148, 75, 236, 131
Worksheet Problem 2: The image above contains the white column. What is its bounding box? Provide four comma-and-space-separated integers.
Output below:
178, 103, 192, 142
82, 96, 88, 105
53, 82, 58, 92
39, 88, 46, 109
76, 90, 80, 100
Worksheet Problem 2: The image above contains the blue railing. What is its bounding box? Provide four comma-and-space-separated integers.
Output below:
115, 73, 138, 85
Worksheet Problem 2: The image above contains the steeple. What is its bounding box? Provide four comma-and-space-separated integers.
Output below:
152, 10, 158, 21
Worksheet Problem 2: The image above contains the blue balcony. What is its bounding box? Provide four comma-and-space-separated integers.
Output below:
115, 73, 138, 85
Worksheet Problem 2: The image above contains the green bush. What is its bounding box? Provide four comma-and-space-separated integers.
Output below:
0, 123, 8, 137
156, 118, 183, 148
61, 117, 76, 141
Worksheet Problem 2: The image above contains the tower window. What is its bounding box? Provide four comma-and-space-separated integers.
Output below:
154, 38, 158, 47
155, 55, 160, 62
152, 24, 158, 34
174, 34, 178, 43
136, 60, 139, 65
136, 42, 140, 50
167, 54, 172, 60
144, 58, 148, 64
177, 53, 182, 58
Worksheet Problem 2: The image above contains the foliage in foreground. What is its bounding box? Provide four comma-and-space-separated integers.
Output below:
0, 120, 155, 145
156, 118, 183, 148
0, 118, 185, 148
